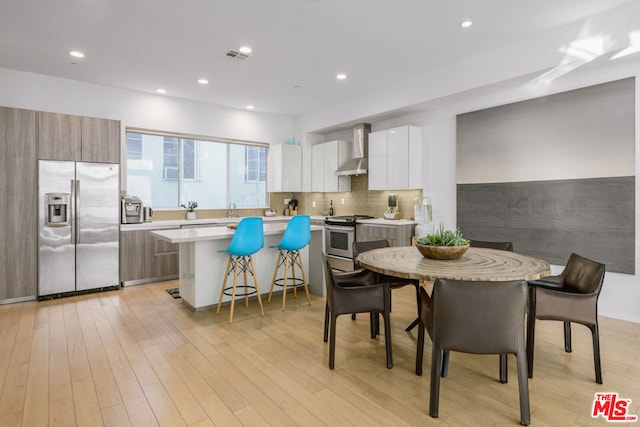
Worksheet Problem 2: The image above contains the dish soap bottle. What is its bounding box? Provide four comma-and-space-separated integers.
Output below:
329, 200, 334, 216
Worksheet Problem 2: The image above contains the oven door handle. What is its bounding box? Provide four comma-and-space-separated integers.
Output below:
325, 224, 355, 232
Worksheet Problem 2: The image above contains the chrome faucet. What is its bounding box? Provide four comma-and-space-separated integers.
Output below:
228, 201, 236, 218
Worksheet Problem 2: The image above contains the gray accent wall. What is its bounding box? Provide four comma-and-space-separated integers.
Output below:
457, 177, 635, 274
456, 78, 635, 274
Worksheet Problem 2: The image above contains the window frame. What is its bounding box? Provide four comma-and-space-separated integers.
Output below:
125, 127, 270, 209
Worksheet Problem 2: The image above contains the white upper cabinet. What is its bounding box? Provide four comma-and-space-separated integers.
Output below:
368, 130, 387, 190
368, 125, 422, 190
268, 144, 302, 192
311, 140, 352, 192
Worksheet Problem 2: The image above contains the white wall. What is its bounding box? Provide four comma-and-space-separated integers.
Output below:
0, 67, 294, 169
293, 2, 640, 323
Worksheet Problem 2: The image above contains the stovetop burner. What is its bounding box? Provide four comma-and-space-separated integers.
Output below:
325, 214, 374, 225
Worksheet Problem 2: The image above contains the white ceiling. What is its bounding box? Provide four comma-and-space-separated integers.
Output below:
0, 0, 633, 117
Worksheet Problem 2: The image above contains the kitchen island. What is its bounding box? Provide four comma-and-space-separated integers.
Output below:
152, 222, 324, 311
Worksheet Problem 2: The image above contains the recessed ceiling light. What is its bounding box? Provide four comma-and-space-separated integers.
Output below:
156, 88, 167, 94
246, 105, 255, 110
460, 20, 473, 28
197, 78, 209, 85
239, 46, 252, 54
69, 50, 85, 58
336, 73, 347, 80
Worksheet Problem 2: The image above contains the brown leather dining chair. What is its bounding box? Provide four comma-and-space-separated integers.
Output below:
468, 239, 514, 252
468, 239, 515, 383
323, 257, 393, 369
527, 252, 606, 383
416, 279, 530, 426
352, 240, 421, 332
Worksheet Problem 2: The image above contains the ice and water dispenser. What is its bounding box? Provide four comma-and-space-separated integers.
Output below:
45, 193, 70, 227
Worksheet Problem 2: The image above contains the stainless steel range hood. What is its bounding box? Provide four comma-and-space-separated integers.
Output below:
335, 123, 371, 176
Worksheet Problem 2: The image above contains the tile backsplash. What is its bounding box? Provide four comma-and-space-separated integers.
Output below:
270, 175, 423, 219
153, 175, 422, 221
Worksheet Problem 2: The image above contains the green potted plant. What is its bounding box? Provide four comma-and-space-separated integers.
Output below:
416, 224, 470, 260
181, 200, 198, 220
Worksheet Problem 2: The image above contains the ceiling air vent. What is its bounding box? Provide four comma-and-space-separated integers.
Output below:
224, 50, 250, 60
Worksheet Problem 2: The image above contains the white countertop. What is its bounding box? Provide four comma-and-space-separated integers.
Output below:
357, 218, 417, 225
121, 214, 414, 231
120, 215, 327, 231
152, 222, 323, 243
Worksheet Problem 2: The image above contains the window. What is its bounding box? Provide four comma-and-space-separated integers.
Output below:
245, 145, 266, 183
162, 137, 199, 180
125, 129, 268, 209
127, 133, 142, 160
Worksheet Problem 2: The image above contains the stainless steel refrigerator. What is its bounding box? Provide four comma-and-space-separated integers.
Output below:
38, 160, 120, 296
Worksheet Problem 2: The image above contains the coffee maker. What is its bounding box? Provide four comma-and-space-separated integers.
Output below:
121, 196, 143, 224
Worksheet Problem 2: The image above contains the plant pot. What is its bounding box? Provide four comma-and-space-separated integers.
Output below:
415, 243, 470, 260
186, 211, 196, 220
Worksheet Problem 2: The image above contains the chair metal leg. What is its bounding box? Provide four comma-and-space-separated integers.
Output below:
500, 354, 508, 384
526, 287, 536, 378
383, 311, 393, 369
591, 323, 603, 384
516, 351, 531, 426
370, 312, 379, 338
323, 304, 330, 342
441, 351, 450, 378
564, 321, 572, 352
429, 344, 443, 418
329, 313, 337, 369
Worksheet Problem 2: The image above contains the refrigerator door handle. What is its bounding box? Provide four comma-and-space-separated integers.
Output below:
70, 179, 76, 244
75, 179, 80, 244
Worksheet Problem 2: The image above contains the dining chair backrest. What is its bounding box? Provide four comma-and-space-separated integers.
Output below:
227, 217, 264, 256
432, 278, 528, 354
352, 239, 390, 269
279, 215, 310, 251
469, 240, 514, 252
560, 252, 606, 294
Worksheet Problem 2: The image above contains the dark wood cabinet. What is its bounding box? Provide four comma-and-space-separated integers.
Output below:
38, 111, 82, 160
356, 223, 415, 247
120, 229, 179, 284
81, 116, 120, 163
0, 107, 38, 301
38, 111, 120, 163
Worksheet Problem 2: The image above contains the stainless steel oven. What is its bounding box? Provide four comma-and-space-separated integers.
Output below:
325, 215, 374, 271
325, 224, 355, 259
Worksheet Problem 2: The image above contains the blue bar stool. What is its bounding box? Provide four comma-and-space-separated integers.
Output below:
268, 215, 312, 311
216, 217, 265, 323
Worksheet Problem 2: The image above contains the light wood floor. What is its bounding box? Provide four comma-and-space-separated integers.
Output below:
1, 281, 639, 426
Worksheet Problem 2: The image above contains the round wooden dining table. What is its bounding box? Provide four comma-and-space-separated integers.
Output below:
355, 246, 551, 282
